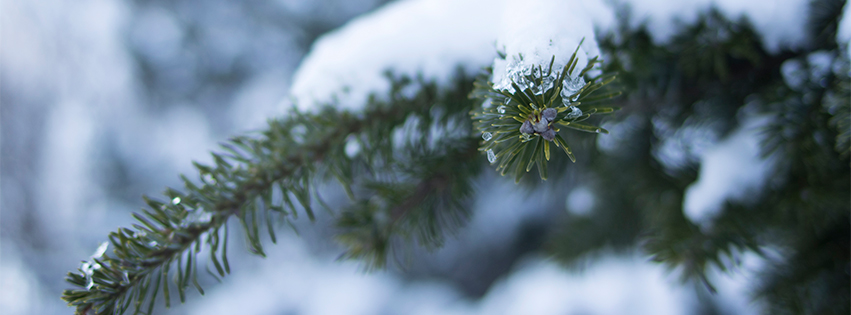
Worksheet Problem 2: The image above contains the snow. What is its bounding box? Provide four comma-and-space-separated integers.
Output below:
291, 0, 614, 112
781, 58, 807, 90
292, 0, 815, 112
0, 243, 41, 315
807, 50, 835, 84
652, 114, 721, 171
188, 245, 705, 315
619, 0, 810, 53
344, 135, 362, 157
708, 249, 770, 315
476, 255, 692, 315
290, 0, 505, 111
682, 114, 777, 227
491, 0, 602, 94
187, 237, 399, 315
839, 1, 851, 60
566, 186, 596, 216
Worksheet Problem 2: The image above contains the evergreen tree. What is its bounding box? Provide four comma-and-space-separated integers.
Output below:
61, 0, 849, 314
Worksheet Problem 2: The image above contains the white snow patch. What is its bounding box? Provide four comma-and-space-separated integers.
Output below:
781, 58, 806, 90
492, 0, 603, 90
37, 101, 101, 237
807, 51, 834, 80
707, 249, 770, 315
292, 0, 819, 112
0, 244, 41, 315
229, 72, 291, 130
113, 105, 216, 176
839, 1, 851, 61
566, 186, 596, 216
683, 115, 777, 227
291, 0, 615, 112
291, 0, 505, 111
188, 241, 704, 315
476, 255, 693, 315
187, 238, 399, 315
621, 0, 810, 53
653, 123, 720, 171
598, 115, 646, 153
344, 135, 362, 157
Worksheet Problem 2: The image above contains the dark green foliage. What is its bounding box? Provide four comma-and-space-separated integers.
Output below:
547, 4, 850, 313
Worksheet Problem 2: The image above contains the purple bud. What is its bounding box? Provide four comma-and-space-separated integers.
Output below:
541, 129, 556, 141
542, 108, 557, 121
520, 120, 534, 134
533, 119, 549, 133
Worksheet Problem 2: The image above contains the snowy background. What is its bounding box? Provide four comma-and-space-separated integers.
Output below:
1, 0, 846, 314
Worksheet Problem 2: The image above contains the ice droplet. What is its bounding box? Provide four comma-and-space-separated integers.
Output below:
194, 211, 212, 224
202, 173, 216, 184
171, 197, 181, 205
81, 262, 93, 274
482, 132, 493, 141
481, 99, 492, 108
494, 58, 536, 94
513, 76, 530, 91
565, 106, 583, 119
344, 136, 361, 158
497, 106, 506, 114
81, 261, 98, 290
487, 149, 496, 163
92, 242, 109, 259
561, 76, 586, 102
535, 75, 556, 95
187, 210, 212, 224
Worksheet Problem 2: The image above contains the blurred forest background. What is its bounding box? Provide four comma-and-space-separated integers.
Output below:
2, 0, 849, 314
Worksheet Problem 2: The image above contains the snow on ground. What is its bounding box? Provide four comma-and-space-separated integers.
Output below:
619, 0, 810, 53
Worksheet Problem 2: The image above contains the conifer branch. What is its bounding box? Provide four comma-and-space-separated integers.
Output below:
62, 74, 481, 315
472, 43, 621, 182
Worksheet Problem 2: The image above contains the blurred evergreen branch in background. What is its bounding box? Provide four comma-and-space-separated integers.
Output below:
547, 4, 849, 314
62, 1, 848, 314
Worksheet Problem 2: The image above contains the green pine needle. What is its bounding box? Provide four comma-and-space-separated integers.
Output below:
471, 43, 621, 182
